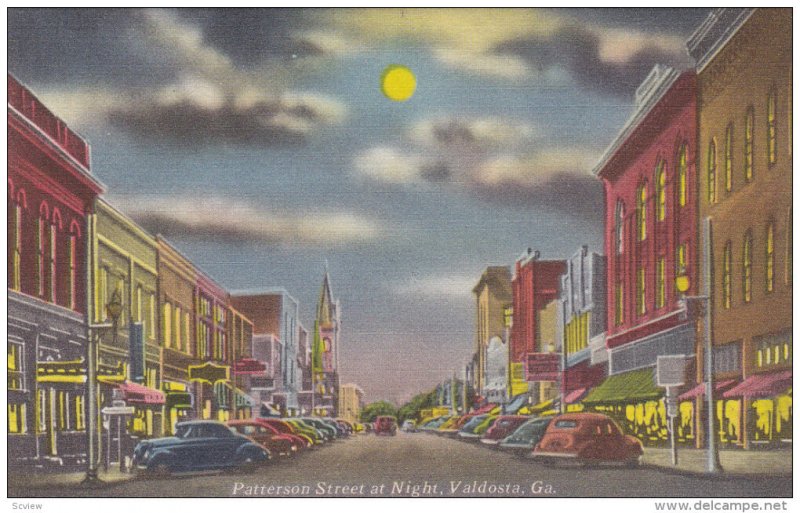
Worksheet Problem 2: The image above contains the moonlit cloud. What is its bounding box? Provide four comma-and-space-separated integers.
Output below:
433, 48, 533, 80
391, 274, 479, 299
110, 196, 385, 246
408, 116, 536, 150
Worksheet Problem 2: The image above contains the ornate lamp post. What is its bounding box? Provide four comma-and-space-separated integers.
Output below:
82, 288, 122, 485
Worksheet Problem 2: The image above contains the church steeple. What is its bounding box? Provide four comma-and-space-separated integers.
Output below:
317, 271, 335, 329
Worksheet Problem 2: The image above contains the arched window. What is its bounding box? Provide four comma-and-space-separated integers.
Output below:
707, 138, 717, 204
656, 256, 666, 309
37, 202, 50, 298
745, 107, 754, 181
723, 241, 732, 309
615, 200, 625, 255
655, 161, 666, 221
637, 266, 646, 316
615, 280, 624, 326
767, 90, 777, 165
637, 183, 647, 241
765, 222, 774, 293
677, 144, 687, 208
8, 185, 24, 291
67, 221, 81, 310
50, 208, 62, 304
725, 123, 733, 192
743, 230, 753, 303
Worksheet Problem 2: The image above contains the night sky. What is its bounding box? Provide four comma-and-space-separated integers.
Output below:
8, 8, 711, 404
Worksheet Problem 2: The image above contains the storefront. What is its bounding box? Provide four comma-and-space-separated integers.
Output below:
676, 380, 737, 447
163, 381, 193, 434
722, 370, 792, 449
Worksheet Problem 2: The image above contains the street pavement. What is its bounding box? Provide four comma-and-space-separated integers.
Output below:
8, 431, 792, 498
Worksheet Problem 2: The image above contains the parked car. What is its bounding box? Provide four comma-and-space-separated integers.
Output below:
286, 419, 327, 444
532, 412, 643, 467
227, 420, 300, 458
256, 418, 315, 448
470, 415, 499, 438
435, 416, 462, 434
498, 417, 552, 455
301, 418, 339, 440
132, 420, 270, 476
480, 415, 530, 445
419, 416, 449, 431
374, 416, 398, 436
401, 420, 417, 432
457, 414, 489, 439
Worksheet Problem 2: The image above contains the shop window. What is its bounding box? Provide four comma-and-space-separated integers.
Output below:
707, 138, 717, 204
725, 123, 733, 192
723, 241, 732, 309
776, 394, 792, 441
743, 230, 752, 303
8, 403, 27, 434
655, 161, 666, 221
765, 222, 775, 293
767, 89, 777, 165
37, 389, 47, 433
744, 107, 754, 182
677, 144, 687, 208
752, 399, 774, 442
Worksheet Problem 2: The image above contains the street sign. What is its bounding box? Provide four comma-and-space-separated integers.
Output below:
101, 406, 135, 415
656, 355, 688, 387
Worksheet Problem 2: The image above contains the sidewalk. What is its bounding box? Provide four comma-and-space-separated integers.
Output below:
642, 447, 792, 477
8, 465, 136, 492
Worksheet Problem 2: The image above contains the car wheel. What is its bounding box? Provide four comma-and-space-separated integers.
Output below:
624, 455, 641, 468
237, 455, 258, 474
149, 461, 172, 478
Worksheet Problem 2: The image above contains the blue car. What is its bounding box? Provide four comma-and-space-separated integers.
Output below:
132, 420, 271, 476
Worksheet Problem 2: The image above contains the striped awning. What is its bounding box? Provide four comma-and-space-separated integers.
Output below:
583, 368, 663, 404
722, 371, 792, 399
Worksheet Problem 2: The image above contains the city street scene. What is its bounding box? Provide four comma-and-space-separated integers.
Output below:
6, 7, 793, 503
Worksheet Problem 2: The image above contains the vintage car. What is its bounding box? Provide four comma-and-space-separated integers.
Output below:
132, 420, 270, 476
252, 418, 313, 449
227, 420, 300, 458
457, 414, 490, 439
480, 415, 530, 445
532, 412, 643, 466
401, 420, 417, 432
498, 417, 552, 455
374, 415, 398, 435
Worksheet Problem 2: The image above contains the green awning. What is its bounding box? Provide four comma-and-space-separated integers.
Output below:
583, 368, 664, 404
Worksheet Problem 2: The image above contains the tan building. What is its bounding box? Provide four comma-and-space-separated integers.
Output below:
535, 299, 559, 404
338, 383, 364, 424
688, 8, 792, 449
472, 266, 512, 397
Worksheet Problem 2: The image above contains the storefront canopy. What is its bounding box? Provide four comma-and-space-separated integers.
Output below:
678, 380, 736, 401
583, 368, 663, 404
564, 387, 588, 404
722, 370, 792, 399
119, 381, 165, 405
529, 398, 556, 413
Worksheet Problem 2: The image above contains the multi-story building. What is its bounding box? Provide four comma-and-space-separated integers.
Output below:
228, 306, 256, 419
590, 65, 698, 446
296, 323, 315, 414
472, 266, 512, 401
557, 246, 608, 412
313, 272, 341, 416
91, 199, 163, 443
193, 271, 232, 421
156, 236, 198, 434
231, 289, 301, 414
8, 74, 104, 468
511, 249, 566, 404
688, 8, 792, 449
338, 384, 365, 424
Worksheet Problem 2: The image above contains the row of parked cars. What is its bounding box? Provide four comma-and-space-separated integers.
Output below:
412, 411, 643, 467
132, 416, 368, 476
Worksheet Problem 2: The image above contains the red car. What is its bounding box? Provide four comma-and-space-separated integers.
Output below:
227, 420, 300, 458
480, 415, 530, 445
252, 418, 312, 449
532, 413, 642, 467
374, 416, 397, 436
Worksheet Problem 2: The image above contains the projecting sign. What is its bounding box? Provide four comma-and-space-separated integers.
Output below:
525, 353, 560, 382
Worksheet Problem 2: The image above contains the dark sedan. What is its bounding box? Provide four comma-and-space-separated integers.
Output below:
132, 420, 271, 476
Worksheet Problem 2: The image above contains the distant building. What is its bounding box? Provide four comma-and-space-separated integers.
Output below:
338, 384, 364, 424
312, 271, 341, 416
472, 266, 512, 400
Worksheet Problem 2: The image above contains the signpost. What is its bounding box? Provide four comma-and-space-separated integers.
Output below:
657, 355, 688, 466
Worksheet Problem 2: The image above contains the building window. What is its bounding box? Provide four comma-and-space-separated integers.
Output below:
756, 338, 792, 369
8, 403, 27, 434
655, 161, 666, 221
136, 285, 143, 323
656, 257, 666, 309
707, 138, 717, 204
676, 243, 688, 278
723, 241, 732, 309
36, 209, 46, 297
615, 200, 625, 255
9, 201, 22, 291
725, 123, 733, 192
743, 230, 753, 303
766, 222, 775, 293
49, 215, 58, 303
745, 107, 754, 182
97, 267, 108, 322
163, 303, 172, 349
148, 293, 156, 340
767, 90, 777, 165
677, 144, 687, 208
184, 312, 191, 355
8, 341, 24, 390
67, 230, 77, 309
637, 183, 647, 241
503, 306, 513, 328
174, 306, 181, 350
637, 266, 646, 316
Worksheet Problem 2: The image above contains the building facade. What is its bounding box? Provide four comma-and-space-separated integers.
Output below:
688, 7, 792, 449
338, 384, 365, 424
8, 74, 103, 468
591, 65, 698, 446
472, 266, 512, 400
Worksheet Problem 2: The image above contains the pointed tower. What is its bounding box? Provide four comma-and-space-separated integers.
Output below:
312, 269, 341, 415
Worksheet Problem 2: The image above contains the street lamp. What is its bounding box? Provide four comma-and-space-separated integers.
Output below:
82, 288, 122, 485
676, 218, 722, 474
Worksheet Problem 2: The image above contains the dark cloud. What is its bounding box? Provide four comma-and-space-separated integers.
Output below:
493, 23, 688, 98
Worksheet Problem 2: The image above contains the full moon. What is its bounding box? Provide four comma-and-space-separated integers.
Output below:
381, 65, 416, 102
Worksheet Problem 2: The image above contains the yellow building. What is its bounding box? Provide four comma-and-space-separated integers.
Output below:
472, 266, 512, 397
337, 383, 364, 424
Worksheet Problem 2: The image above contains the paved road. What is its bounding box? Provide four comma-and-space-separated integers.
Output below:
10, 432, 792, 498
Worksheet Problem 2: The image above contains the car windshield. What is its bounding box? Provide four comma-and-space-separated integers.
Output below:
174, 425, 192, 438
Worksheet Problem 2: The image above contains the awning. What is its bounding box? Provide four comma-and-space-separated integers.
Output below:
473, 403, 498, 414
119, 381, 165, 405
678, 380, 736, 401
583, 368, 663, 404
722, 371, 792, 399
564, 387, 588, 404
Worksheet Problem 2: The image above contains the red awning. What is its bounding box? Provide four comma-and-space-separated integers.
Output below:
677, 380, 736, 401
564, 388, 588, 404
722, 371, 792, 399
120, 381, 165, 405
